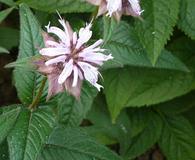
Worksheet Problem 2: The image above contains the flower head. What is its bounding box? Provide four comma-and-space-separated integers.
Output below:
86, 0, 143, 21
36, 17, 113, 100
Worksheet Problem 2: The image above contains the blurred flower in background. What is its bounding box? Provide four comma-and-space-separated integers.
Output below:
86, 0, 143, 21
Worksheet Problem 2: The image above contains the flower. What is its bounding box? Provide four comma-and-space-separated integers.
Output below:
36, 17, 113, 100
86, 0, 143, 21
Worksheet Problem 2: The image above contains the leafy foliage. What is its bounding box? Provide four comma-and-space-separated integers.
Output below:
103, 20, 189, 72
178, 0, 195, 39
18, 0, 94, 13
123, 111, 163, 159
0, 7, 13, 23
0, 46, 9, 54
103, 67, 194, 120
0, 106, 21, 144
7, 106, 56, 160
0, 27, 19, 50
159, 115, 195, 160
57, 82, 97, 126
38, 127, 122, 160
1, 0, 195, 159
135, 0, 180, 64
14, 4, 47, 105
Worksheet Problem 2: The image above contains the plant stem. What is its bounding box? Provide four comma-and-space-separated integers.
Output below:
29, 77, 47, 110
90, 6, 99, 22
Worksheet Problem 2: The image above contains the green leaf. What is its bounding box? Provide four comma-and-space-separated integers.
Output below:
167, 37, 195, 72
0, 0, 15, 6
123, 111, 163, 159
103, 16, 118, 44
103, 21, 188, 72
38, 127, 122, 160
156, 91, 195, 115
0, 106, 21, 144
0, 46, 9, 54
0, 7, 13, 23
18, 0, 94, 13
58, 82, 97, 126
0, 27, 19, 50
86, 96, 157, 154
7, 106, 56, 160
135, 0, 180, 64
159, 115, 195, 160
0, 140, 9, 160
86, 95, 132, 146
178, 0, 195, 39
14, 4, 47, 105
184, 106, 195, 129
103, 67, 194, 121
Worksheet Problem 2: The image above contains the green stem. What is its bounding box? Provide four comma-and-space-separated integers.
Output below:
29, 77, 47, 111
90, 6, 99, 22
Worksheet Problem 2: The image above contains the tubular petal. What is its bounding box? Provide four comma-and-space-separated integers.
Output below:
76, 24, 92, 49
45, 55, 66, 66
40, 48, 69, 56
58, 59, 73, 84
46, 25, 69, 45
72, 66, 79, 87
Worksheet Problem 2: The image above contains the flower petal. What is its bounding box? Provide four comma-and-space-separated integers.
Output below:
83, 53, 113, 63
47, 73, 64, 100
76, 23, 92, 49
40, 48, 69, 57
78, 61, 99, 85
72, 66, 79, 87
45, 55, 66, 66
106, 0, 122, 16
46, 23, 68, 44
73, 32, 78, 46
128, 0, 143, 16
93, 83, 103, 91
83, 39, 103, 51
58, 19, 73, 46
45, 40, 61, 47
58, 59, 73, 84
86, 0, 102, 5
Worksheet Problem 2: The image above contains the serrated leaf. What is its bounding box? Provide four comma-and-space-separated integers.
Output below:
123, 111, 162, 159
14, 4, 47, 105
7, 106, 56, 160
86, 96, 155, 154
178, 0, 195, 39
103, 67, 194, 121
18, 0, 94, 13
0, 7, 13, 23
0, 46, 9, 54
159, 115, 195, 160
0, 106, 21, 144
58, 82, 97, 126
135, 0, 180, 64
103, 21, 188, 72
38, 127, 122, 160
0, 27, 19, 50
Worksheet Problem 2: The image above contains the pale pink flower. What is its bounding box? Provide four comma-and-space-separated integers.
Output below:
86, 0, 143, 21
36, 17, 113, 100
